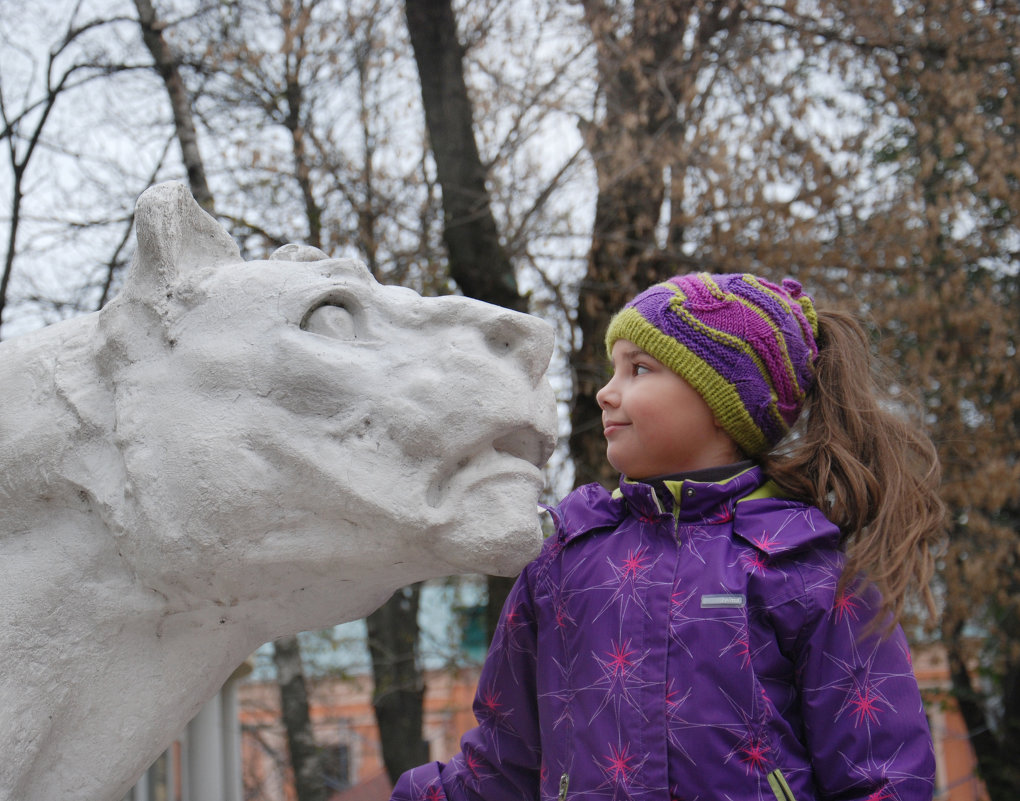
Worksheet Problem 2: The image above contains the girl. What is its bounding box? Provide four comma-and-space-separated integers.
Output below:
392, 273, 943, 801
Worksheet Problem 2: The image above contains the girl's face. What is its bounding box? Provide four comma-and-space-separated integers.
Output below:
597, 340, 742, 479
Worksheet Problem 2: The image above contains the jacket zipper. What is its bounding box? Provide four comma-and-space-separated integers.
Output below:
557, 771, 569, 801
767, 768, 797, 801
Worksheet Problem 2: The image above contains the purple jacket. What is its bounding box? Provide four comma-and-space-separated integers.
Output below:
393, 466, 935, 801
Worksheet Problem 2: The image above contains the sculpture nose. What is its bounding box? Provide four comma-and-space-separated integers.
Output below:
429, 295, 555, 387
480, 307, 555, 387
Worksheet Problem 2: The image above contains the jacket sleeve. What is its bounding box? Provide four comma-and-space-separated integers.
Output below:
391, 566, 543, 801
787, 581, 936, 801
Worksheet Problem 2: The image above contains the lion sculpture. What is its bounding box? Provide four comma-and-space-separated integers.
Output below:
0, 182, 557, 801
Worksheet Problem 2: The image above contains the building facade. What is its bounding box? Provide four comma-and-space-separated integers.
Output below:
238, 666, 480, 801
239, 647, 987, 801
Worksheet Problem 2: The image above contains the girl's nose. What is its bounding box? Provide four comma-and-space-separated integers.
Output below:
596, 376, 616, 410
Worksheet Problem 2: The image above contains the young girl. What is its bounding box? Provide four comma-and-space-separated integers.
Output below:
392, 273, 943, 801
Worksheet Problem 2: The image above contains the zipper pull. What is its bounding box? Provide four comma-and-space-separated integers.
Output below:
558, 772, 569, 801
767, 769, 796, 801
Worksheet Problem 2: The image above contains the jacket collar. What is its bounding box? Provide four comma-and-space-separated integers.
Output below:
615, 462, 763, 523
550, 464, 841, 556
550, 463, 768, 546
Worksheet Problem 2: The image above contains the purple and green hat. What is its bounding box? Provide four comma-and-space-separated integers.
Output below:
605, 272, 820, 457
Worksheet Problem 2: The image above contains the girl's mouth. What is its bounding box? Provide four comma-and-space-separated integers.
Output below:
603, 420, 629, 436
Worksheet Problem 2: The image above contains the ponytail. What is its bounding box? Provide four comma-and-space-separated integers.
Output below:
763, 308, 945, 629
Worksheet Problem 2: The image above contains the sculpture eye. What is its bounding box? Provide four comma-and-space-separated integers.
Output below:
302, 303, 357, 340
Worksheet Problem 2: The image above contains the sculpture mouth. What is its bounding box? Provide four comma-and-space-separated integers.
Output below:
492, 425, 555, 468
426, 423, 554, 509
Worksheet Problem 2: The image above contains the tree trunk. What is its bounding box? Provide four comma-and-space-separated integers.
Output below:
272, 636, 326, 801
403, 0, 526, 315
943, 534, 1020, 801
366, 585, 430, 785
279, 0, 323, 249
569, 0, 742, 489
0, 173, 23, 337
404, 0, 529, 639
570, 159, 672, 491
134, 0, 214, 212
362, 2, 533, 783
947, 637, 1020, 799
569, 2, 680, 489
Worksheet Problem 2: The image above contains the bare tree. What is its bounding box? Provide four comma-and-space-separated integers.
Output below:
567, 2, 1018, 798
133, 0, 214, 211
343, 0, 540, 784
404, 0, 533, 652
365, 585, 429, 785
405, 0, 528, 314
272, 636, 327, 801
140, 2, 462, 795
131, 3, 333, 797
0, 10, 127, 335
828, 3, 1020, 795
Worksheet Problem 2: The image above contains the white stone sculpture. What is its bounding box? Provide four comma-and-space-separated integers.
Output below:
0, 182, 557, 801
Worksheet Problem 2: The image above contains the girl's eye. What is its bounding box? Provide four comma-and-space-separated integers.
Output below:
634, 363, 651, 376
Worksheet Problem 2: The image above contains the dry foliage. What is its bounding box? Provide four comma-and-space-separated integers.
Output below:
570, 1, 1018, 795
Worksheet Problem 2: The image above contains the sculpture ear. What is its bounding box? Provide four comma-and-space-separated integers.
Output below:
122, 182, 241, 303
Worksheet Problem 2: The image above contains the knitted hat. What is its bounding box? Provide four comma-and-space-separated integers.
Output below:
605, 273, 820, 457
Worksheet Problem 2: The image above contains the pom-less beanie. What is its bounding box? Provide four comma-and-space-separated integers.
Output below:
604, 273, 820, 457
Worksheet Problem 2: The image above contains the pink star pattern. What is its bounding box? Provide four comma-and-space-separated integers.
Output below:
590, 741, 651, 801
475, 683, 514, 737
590, 544, 667, 622
812, 634, 912, 733
739, 734, 772, 774
833, 591, 862, 622
587, 632, 655, 722
422, 785, 443, 801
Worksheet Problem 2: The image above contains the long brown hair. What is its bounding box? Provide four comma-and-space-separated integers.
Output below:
763, 307, 945, 629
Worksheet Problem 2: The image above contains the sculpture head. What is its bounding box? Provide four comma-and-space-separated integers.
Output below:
0, 181, 558, 801
88, 182, 557, 630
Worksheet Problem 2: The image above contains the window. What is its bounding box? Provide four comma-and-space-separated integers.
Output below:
322, 743, 351, 792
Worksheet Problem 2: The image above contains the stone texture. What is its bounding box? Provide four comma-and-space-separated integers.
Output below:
0, 182, 557, 801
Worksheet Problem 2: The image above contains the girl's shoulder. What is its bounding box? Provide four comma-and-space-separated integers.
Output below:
733, 490, 848, 613
525, 484, 624, 592
732, 487, 842, 557
541, 482, 625, 548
